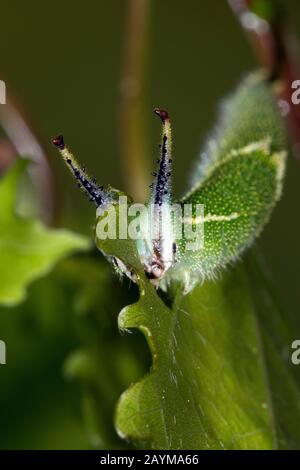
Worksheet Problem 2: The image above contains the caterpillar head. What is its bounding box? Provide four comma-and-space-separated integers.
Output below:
53, 109, 176, 288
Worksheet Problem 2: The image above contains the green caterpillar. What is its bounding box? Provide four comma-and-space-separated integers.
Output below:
53, 72, 286, 293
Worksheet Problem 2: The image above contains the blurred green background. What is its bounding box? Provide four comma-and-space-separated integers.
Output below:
0, 0, 300, 449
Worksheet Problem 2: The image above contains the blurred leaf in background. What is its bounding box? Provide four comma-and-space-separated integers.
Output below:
0, 158, 149, 449
0, 160, 90, 306
0, 252, 150, 449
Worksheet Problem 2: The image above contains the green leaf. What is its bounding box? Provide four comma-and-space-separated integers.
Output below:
115, 264, 276, 449
96, 230, 300, 449
96, 229, 266, 448
0, 161, 90, 306
246, 252, 300, 449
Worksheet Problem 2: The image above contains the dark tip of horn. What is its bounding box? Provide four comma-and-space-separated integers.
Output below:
154, 108, 169, 123
52, 134, 65, 150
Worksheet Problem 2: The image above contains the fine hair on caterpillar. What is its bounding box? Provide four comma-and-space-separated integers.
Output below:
52, 135, 111, 207
53, 74, 287, 292
53, 108, 178, 283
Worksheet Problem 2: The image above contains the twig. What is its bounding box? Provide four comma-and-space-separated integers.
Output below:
0, 90, 57, 223
229, 0, 300, 159
118, 0, 151, 202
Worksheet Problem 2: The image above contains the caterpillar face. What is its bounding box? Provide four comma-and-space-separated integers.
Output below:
53, 73, 287, 293
53, 108, 177, 287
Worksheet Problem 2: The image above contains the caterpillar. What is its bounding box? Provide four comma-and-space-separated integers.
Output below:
53, 72, 286, 293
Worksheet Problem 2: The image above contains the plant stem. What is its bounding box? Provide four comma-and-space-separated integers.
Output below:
118, 0, 151, 202
229, 0, 300, 160
0, 90, 57, 223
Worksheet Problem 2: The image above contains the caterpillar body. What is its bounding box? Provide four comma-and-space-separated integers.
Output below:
53, 72, 286, 293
